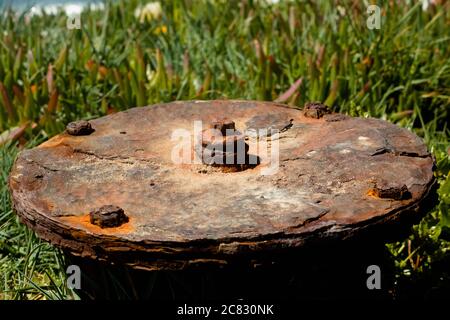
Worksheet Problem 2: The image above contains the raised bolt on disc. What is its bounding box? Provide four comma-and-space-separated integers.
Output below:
66, 120, 95, 136
90, 205, 129, 228
303, 102, 331, 119
211, 119, 236, 135
370, 181, 411, 200
198, 118, 250, 168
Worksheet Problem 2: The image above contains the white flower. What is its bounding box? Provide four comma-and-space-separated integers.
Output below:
337, 5, 346, 17
421, 0, 439, 11
421, 0, 430, 11
251, 0, 283, 8
134, 2, 162, 23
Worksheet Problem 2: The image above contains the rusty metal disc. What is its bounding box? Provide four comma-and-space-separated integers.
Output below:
9, 100, 436, 270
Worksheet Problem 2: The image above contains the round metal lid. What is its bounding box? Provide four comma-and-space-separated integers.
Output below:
9, 100, 436, 270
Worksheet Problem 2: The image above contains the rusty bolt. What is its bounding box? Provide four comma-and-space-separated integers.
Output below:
196, 119, 251, 168
90, 205, 128, 228
66, 120, 95, 136
201, 130, 244, 148
201, 119, 244, 149
210, 119, 236, 135
303, 102, 331, 119
370, 181, 411, 200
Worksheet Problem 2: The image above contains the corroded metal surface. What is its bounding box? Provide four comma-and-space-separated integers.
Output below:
9, 100, 436, 270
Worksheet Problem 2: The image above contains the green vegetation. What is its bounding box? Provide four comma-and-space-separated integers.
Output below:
1, 0, 449, 299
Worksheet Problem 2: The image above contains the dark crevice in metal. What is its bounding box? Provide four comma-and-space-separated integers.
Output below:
279, 119, 294, 132
25, 158, 59, 172
370, 147, 429, 158
285, 209, 330, 231
71, 148, 161, 166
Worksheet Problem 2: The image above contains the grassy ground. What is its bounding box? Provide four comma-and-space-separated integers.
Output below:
0, 0, 449, 299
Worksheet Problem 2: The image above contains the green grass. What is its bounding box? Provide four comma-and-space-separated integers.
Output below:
1, 138, 77, 299
0, 0, 449, 299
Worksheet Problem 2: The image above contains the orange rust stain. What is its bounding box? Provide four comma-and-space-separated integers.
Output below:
60, 214, 135, 236
39, 136, 68, 148
366, 189, 379, 198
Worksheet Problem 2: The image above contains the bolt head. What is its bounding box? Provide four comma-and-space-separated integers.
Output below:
303, 102, 331, 119
66, 120, 95, 136
371, 181, 411, 200
210, 119, 235, 135
90, 205, 128, 228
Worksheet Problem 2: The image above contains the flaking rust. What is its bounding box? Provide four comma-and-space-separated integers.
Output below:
8, 100, 436, 270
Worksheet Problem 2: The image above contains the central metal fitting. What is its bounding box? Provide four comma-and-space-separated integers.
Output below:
196, 118, 250, 168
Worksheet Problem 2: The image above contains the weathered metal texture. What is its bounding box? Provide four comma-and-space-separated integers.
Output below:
9, 100, 436, 270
